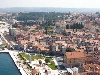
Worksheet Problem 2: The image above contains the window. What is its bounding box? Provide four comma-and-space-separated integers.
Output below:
74, 59, 75, 63
70, 61, 71, 63
70, 59, 71, 63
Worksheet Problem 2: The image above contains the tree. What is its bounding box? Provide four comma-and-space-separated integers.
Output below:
49, 51, 55, 56
94, 47, 98, 51
10, 47, 14, 50
47, 20, 53, 26
12, 23, 18, 28
38, 48, 41, 55
66, 24, 70, 29
95, 12, 99, 14
40, 51, 46, 56
70, 22, 84, 30
62, 30, 67, 36
66, 72, 72, 75
96, 29, 99, 32
45, 26, 48, 34
0, 16, 3, 21
66, 47, 74, 52
80, 22, 84, 29
45, 59, 50, 63
39, 60, 42, 65
17, 12, 64, 21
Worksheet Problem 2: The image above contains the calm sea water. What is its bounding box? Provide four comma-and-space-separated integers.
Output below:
0, 53, 21, 75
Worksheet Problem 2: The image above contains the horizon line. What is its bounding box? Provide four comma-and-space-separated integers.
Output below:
0, 7, 100, 9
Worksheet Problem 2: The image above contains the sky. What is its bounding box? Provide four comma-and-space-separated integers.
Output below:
0, 0, 100, 8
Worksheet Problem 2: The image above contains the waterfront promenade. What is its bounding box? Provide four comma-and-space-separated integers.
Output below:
0, 50, 28, 75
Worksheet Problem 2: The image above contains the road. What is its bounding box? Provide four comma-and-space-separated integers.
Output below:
0, 33, 9, 44
0, 32, 14, 50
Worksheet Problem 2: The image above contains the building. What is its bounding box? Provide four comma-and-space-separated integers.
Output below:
51, 43, 58, 51
9, 28, 21, 40
64, 52, 86, 67
31, 69, 40, 75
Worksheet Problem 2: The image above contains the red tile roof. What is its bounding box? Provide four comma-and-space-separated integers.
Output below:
32, 69, 39, 74
65, 52, 86, 59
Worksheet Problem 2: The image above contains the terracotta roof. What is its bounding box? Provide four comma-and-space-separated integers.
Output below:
32, 69, 39, 74
52, 43, 57, 46
83, 64, 100, 74
65, 52, 86, 59
55, 41, 65, 44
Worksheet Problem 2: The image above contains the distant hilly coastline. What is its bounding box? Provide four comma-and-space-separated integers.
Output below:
0, 7, 100, 13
